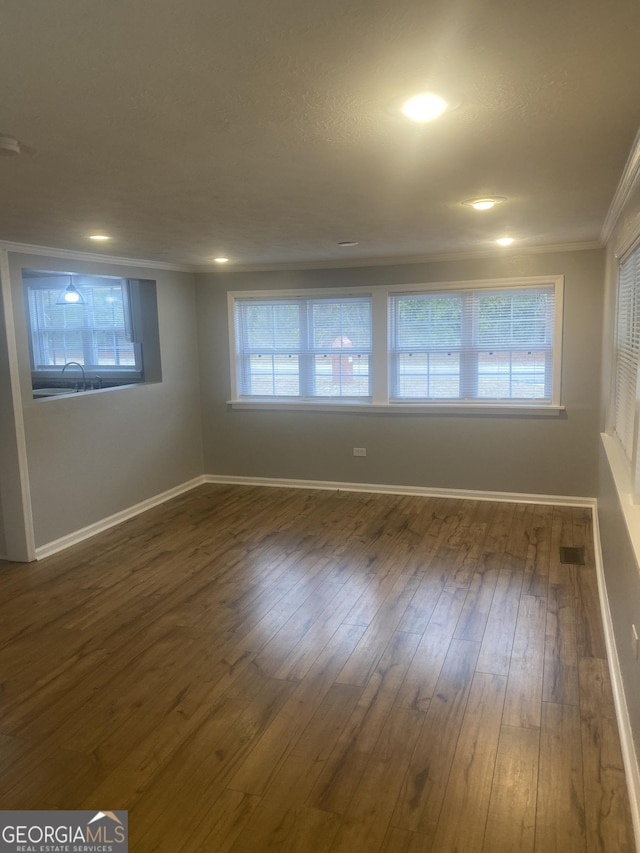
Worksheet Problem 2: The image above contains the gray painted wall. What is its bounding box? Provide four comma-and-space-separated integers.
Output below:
8, 252, 203, 549
198, 248, 603, 497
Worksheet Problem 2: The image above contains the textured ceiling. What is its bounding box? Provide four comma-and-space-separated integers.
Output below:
1, 0, 640, 269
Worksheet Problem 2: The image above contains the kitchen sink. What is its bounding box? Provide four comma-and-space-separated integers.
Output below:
32, 387, 79, 398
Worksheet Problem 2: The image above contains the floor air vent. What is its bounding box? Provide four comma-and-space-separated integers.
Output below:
559, 546, 586, 565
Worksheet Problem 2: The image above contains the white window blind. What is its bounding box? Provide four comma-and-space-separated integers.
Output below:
613, 245, 640, 462
389, 285, 556, 402
234, 295, 372, 399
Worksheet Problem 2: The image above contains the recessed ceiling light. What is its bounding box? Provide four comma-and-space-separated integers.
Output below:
338, 241, 359, 247
462, 197, 506, 211
496, 237, 514, 246
401, 92, 449, 122
214, 257, 229, 263
89, 234, 111, 241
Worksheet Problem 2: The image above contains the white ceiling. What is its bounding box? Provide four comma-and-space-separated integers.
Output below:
1, 0, 640, 270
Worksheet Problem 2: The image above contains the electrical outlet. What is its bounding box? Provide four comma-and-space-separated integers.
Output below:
632, 624, 639, 660
353, 447, 367, 457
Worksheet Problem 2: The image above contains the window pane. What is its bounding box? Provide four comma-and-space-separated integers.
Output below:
313, 353, 370, 396
477, 351, 547, 399
246, 354, 299, 396
90, 286, 127, 327
272, 354, 299, 395
395, 294, 462, 348
429, 353, 461, 397
310, 299, 371, 350
396, 352, 460, 398
243, 303, 300, 351
43, 331, 84, 365
511, 351, 546, 398
477, 352, 511, 397
476, 291, 551, 348
94, 331, 136, 365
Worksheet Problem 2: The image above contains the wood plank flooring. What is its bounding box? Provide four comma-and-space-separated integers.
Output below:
0, 485, 635, 852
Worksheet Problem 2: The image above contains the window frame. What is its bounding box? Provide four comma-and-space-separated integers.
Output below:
228, 275, 564, 415
233, 294, 373, 401
609, 238, 640, 500
388, 283, 558, 404
24, 271, 144, 383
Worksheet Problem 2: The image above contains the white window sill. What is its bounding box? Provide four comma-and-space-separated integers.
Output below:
228, 399, 565, 417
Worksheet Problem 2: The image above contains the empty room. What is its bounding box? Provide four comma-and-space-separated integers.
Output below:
1, 1, 640, 851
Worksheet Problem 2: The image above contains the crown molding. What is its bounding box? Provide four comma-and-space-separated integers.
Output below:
0, 237, 603, 277
193, 240, 603, 274
0, 240, 196, 273
601, 127, 640, 245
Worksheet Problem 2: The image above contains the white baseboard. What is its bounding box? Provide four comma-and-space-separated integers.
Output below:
204, 473, 596, 508
34, 476, 207, 560
591, 506, 640, 852
33, 474, 594, 562
33, 473, 595, 561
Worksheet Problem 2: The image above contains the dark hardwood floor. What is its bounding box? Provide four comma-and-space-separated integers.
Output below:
0, 484, 635, 851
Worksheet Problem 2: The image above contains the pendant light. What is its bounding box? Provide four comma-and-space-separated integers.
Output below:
57, 276, 84, 305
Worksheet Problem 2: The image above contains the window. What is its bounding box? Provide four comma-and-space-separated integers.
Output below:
233, 295, 372, 399
25, 272, 141, 375
389, 285, 556, 402
229, 276, 563, 411
23, 270, 163, 392
613, 243, 640, 463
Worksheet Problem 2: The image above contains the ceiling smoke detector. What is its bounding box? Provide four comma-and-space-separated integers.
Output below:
0, 135, 22, 156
